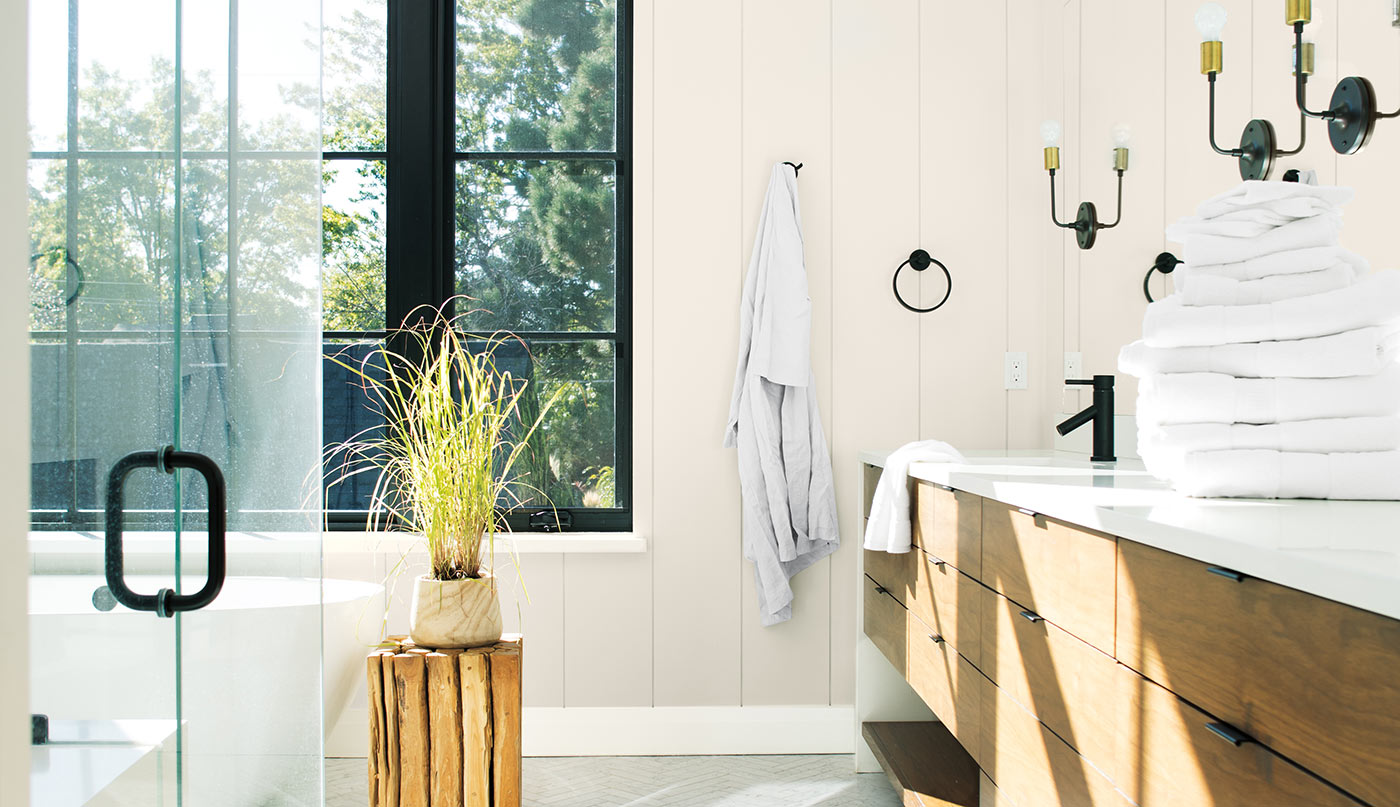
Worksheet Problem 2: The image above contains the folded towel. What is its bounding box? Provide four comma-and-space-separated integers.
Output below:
1139, 418, 1400, 480
1143, 270, 1400, 348
1166, 206, 1338, 240
1176, 264, 1356, 306
864, 440, 965, 554
1137, 364, 1400, 427
1120, 327, 1400, 379
1170, 449, 1400, 499
1195, 181, 1354, 220
1185, 246, 1368, 282
1180, 213, 1342, 265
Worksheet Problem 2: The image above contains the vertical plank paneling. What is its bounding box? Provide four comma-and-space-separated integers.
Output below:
649, 0, 744, 707
563, 552, 653, 706
1060, 0, 1084, 418
920, 0, 1010, 449
830, 0, 922, 706
495, 553, 564, 707
738, 0, 835, 707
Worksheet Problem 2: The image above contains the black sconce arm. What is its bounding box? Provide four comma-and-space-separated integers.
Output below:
1048, 170, 1077, 230
1208, 74, 1245, 157
1293, 23, 1338, 121
1098, 170, 1125, 230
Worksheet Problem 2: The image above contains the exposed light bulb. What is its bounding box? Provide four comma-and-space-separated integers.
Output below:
1194, 2, 1228, 41
1112, 124, 1132, 148
1041, 119, 1063, 148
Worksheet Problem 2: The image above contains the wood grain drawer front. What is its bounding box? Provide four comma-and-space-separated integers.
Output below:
981, 501, 1116, 655
980, 678, 1130, 807
865, 548, 916, 606
907, 610, 982, 754
978, 772, 1013, 807
864, 574, 908, 678
1114, 666, 1361, 806
1117, 540, 1400, 806
908, 551, 982, 669
980, 586, 1118, 786
913, 482, 982, 580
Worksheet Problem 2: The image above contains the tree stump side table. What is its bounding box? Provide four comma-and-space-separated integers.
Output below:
367, 635, 522, 807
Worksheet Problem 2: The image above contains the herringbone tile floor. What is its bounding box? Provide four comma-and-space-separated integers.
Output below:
326, 754, 902, 806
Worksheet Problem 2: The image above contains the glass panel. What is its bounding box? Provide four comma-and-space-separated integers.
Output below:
455, 0, 618, 152
455, 159, 616, 332
506, 339, 618, 510
323, 338, 388, 513
323, 159, 387, 330
27, 1, 67, 151
182, 1, 231, 152
324, 0, 388, 152
77, 0, 176, 152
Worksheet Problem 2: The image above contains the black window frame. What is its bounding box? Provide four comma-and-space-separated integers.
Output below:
323, 0, 633, 533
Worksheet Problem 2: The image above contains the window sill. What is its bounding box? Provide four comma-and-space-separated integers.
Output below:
323, 531, 647, 555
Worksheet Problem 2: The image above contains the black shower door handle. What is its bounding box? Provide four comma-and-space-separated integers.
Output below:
104, 446, 227, 617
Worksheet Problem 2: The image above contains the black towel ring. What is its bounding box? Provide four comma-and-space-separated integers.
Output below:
893, 249, 952, 313
1143, 251, 1181, 303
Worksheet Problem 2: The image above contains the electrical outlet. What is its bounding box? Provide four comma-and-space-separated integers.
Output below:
1064, 351, 1083, 380
1005, 352, 1028, 390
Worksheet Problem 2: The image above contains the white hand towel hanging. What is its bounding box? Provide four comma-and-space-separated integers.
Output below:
723, 162, 839, 627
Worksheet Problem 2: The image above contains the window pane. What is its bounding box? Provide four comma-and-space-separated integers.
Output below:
76, 0, 176, 151
455, 0, 617, 152
504, 339, 617, 511
28, 1, 68, 151
455, 160, 615, 332
323, 159, 387, 330
324, 0, 387, 151
323, 338, 388, 513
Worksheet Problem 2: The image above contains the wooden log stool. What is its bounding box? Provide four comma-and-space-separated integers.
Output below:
367, 635, 522, 807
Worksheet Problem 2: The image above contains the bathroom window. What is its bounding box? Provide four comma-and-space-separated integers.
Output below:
322, 0, 631, 531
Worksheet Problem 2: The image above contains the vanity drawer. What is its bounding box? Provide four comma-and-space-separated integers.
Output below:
906, 610, 982, 754
1114, 666, 1361, 806
978, 772, 1013, 807
863, 574, 908, 677
1117, 540, 1400, 806
863, 548, 915, 605
908, 550, 982, 668
980, 586, 1118, 783
980, 678, 1128, 807
913, 482, 982, 579
981, 501, 1116, 654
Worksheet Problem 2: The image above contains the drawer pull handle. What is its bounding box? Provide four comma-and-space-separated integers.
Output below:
874, 585, 889, 595
927, 555, 946, 568
1019, 610, 1044, 624
938, 484, 955, 492
1017, 507, 1037, 517
929, 633, 945, 645
1205, 721, 1251, 747
1206, 566, 1246, 583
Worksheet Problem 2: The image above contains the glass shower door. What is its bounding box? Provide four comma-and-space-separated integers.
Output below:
26, 1, 324, 805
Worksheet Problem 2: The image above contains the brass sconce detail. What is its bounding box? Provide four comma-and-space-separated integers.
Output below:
1197, 1, 1400, 180
1042, 119, 1130, 250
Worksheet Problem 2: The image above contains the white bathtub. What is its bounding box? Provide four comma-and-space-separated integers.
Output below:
29, 575, 383, 806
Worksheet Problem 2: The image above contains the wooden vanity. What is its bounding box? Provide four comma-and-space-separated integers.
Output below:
856, 454, 1400, 807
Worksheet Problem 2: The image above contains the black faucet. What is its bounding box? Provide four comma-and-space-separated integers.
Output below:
1057, 375, 1116, 462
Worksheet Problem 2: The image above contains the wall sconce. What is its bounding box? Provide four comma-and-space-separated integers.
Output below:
1042, 119, 1129, 250
1196, 0, 1400, 180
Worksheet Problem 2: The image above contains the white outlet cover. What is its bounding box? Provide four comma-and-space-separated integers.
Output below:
1005, 351, 1028, 390
1064, 351, 1083, 380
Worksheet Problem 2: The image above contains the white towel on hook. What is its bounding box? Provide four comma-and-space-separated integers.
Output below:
1176, 264, 1357, 306
724, 162, 839, 627
864, 440, 965, 554
1172, 449, 1400, 499
1180, 213, 1342, 266
1136, 364, 1400, 427
1139, 417, 1400, 480
1119, 327, 1400, 380
1184, 246, 1368, 282
1194, 180, 1354, 219
1143, 270, 1400, 348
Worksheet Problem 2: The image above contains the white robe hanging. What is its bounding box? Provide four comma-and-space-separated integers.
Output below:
723, 162, 840, 627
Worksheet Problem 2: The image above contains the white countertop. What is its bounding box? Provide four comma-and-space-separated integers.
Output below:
859, 449, 1400, 621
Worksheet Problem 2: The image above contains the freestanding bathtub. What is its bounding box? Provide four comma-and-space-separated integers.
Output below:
29, 575, 383, 806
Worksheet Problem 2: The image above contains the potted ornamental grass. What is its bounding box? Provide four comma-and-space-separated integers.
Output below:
327, 303, 558, 648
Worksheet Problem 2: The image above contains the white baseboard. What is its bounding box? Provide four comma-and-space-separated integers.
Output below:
328, 705, 855, 758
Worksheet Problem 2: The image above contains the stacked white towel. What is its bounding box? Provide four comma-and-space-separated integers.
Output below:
1121, 181, 1400, 499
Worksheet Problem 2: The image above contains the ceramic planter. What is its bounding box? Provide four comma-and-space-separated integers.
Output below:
408, 573, 503, 648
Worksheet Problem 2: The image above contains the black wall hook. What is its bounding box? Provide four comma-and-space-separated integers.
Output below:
783, 161, 803, 177
1144, 251, 1181, 303
893, 249, 952, 313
